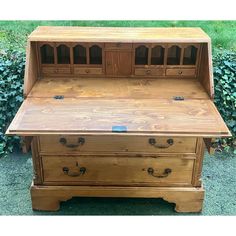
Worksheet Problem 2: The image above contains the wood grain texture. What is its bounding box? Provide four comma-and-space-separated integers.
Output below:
166, 68, 196, 76
20, 136, 32, 153
29, 27, 210, 43
105, 51, 132, 76
7, 27, 229, 213
134, 68, 165, 76
27, 78, 209, 99
7, 98, 230, 136
192, 138, 205, 187
199, 43, 214, 98
39, 135, 197, 154
203, 138, 216, 155
31, 184, 204, 212
24, 42, 39, 97
42, 155, 194, 186
31, 137, 43, 184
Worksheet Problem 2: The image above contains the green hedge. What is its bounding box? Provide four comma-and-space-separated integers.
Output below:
213, 50, 236, 153
0, 49, 25, 157
0, 49, 235, 157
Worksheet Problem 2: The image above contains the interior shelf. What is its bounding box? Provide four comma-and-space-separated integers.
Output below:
167, 45, 181, 65
183, 46, 198, 65
40, 44, 54, 64
57, 44, 70, 64
73, 45, 87, 64
135, 45, 149, 65
151, 46, 165, 65
89, 45, 102, 64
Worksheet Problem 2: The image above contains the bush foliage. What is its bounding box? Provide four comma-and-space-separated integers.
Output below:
213, 50, 236, 153
0, 48, 235, 157
0, 49, 25, 157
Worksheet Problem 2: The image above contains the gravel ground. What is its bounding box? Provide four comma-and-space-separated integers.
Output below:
0, 150, 235, 215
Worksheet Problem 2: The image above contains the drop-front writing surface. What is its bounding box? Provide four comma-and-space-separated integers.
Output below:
6, 27, 231, 212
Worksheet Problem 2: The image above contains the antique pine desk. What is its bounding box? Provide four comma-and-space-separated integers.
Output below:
7, 27, 231, 212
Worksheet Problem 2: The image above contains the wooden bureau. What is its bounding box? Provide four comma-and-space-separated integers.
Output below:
6, 27, 231, 212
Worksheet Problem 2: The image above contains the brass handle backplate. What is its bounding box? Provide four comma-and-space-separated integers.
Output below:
62, 162, 86, 177
59, 137, 85, 148
147, 168, 172, 178
148, 138, 174, 148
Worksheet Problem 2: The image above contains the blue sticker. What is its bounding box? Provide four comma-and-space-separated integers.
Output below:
112, 126, 127, 132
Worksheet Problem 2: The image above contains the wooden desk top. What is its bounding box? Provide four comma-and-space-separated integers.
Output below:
28, 26, 210, 43
7, 97, 229, 137
7, 78, 230, 137
28, 78, 209, 99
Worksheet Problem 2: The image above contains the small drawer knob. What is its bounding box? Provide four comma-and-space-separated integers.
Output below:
146, 69, 151, 75
178, 70, 183, 75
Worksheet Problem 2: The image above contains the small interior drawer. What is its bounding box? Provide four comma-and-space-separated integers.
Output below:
39, 135, 197, 154
56, 67, 71, 74
41, 66, 71, 74
134, 68, 165, 76
41, 66, 56, 74
166, 68, 196, 76
74, 67, 103, 75
105, 43, 132, 50
42, 155, 194, 186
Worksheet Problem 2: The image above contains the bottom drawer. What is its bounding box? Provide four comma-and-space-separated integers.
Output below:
42, 156, 194, 186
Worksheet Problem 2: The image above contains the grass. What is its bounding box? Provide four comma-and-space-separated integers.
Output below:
0, 20, 236, 52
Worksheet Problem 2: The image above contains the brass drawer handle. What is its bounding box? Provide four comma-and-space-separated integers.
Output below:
148, 138, 174, 148
62, 163, 86, 177
59, 137, 85, 148
147, 168, 172, 178
178, 70, 183, 75
85, 69, 90, 73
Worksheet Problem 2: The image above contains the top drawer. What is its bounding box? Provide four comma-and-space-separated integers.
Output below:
39, 135, 197, 154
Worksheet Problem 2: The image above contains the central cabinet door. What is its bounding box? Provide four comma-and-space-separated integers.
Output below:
105, 51, 132, 76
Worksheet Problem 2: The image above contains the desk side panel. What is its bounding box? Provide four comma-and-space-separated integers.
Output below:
24, 41, 39, 97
